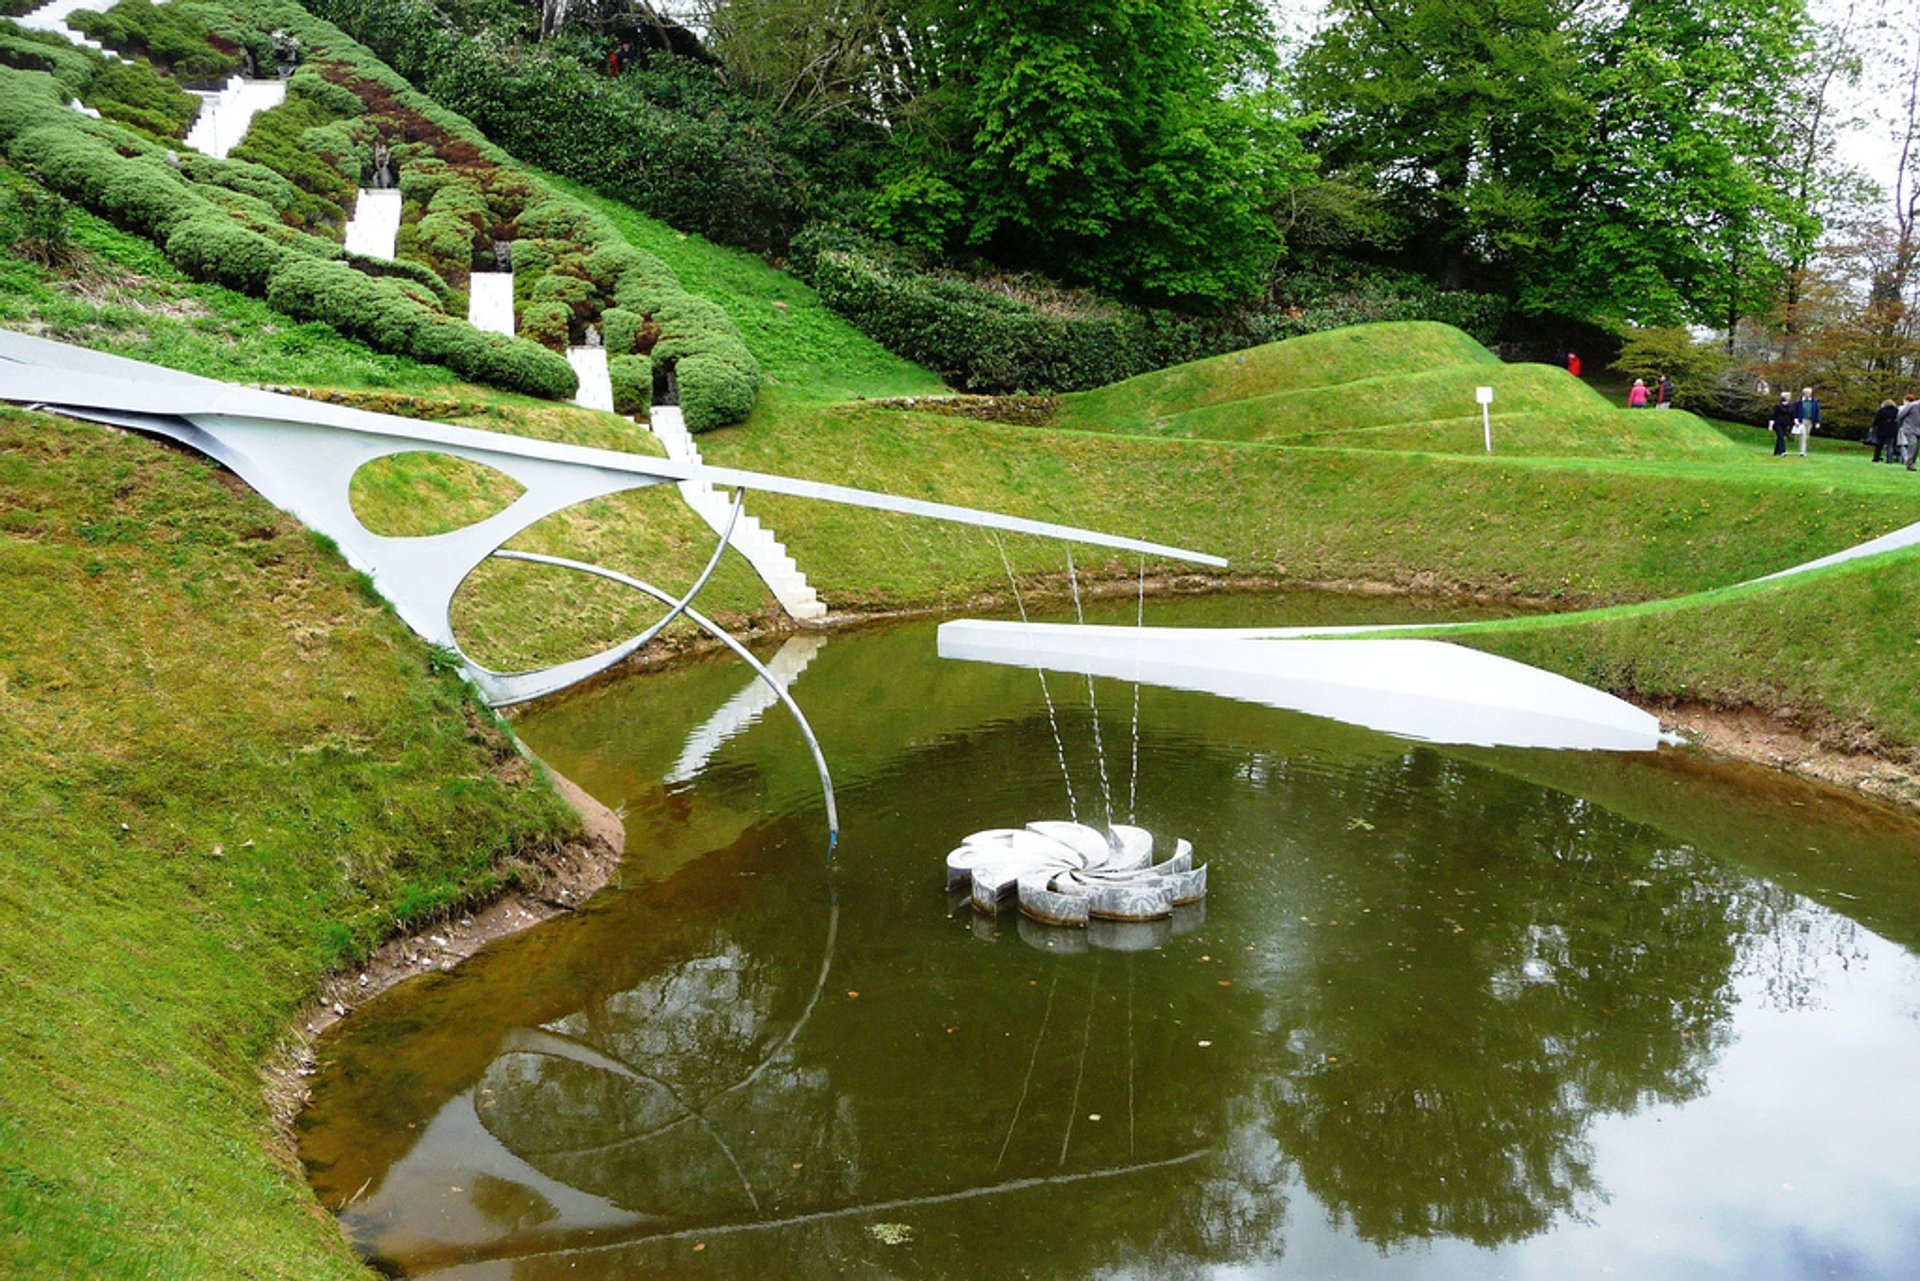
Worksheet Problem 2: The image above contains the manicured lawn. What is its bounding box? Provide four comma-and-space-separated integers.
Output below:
0, 412, 579, 1279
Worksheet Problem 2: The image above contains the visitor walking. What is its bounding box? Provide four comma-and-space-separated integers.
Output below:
1656, 373, 1674, 409
1628, 378, 1649, 409
1794, 386, 1821, 457
1566, 351, 1582, 378
1898, 393, 1920, 471
1769, 392, 1795, 457
1871, 399, 1899, 463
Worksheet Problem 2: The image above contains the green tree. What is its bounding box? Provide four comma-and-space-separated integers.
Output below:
1297, 0, 1817, 329
868, 0, 1314, 307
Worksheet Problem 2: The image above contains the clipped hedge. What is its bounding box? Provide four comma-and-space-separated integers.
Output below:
304, 0, 808, 255
600, 305, 644, 356
165, 213, 297, 292
266, 256, 575, 397
0, 63, 576, 401
608, 353, 651, 417
791, 224, 1508, 395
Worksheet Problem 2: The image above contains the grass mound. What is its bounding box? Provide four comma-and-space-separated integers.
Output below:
0, 410, 579, 1278
1053, 321, 1740, 462
1055, 321, 1498, 434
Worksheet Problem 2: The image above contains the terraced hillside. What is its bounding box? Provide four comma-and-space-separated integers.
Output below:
1054, 321, 1745, 461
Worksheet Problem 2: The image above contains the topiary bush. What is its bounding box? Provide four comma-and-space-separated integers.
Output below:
608, 353, 651, 417
68, 0, 246, 84
675, 352, 756, 432
600, 306, 644, 356
518, 298, 570, 350
165, 214, 299, 293
80, 59, 199, 140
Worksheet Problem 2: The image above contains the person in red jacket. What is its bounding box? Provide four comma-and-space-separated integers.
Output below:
1566, 351, 1582, 378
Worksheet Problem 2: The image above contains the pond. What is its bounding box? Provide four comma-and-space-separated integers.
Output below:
298, 592, 1920, 1280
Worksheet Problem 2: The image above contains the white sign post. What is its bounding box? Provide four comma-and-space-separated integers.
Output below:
1476, 385, 1495, 453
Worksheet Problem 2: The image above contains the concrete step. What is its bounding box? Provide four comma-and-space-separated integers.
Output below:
567, 347, 613, 413
342, 189, 402, 260
642, 405, 826, 622
467, 272, 514, 336
184, 77, 286, 160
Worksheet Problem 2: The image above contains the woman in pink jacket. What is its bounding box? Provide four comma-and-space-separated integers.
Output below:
1627, 379, 1649, 409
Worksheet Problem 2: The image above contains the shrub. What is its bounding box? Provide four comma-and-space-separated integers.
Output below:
791, 224, 1506, 394
0, 25, 95, 94
600, 306, 643, 356
227, 92, 356, 222
341, 249, 454, 306
464, 329, 577, 399
608, 353, 651, 416
68, 0, 245, 83
165, 214, 298, 292
676, 352, 757, 432
97, 160, 202, 239
177, 152, 304, 215
287, 66, 363, 119
519, 298, 570, 350
82, 59, 198, 140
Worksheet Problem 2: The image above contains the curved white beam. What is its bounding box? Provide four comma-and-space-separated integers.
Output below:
937, 620, 1672, 752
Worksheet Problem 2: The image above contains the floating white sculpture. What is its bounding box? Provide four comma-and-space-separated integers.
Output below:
946, 821, 1206, 926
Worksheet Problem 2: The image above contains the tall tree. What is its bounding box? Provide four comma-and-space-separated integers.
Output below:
867, 0, 1314, 307
1297, 0, 1818, 328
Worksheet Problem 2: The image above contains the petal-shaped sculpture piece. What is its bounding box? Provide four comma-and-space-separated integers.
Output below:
945, 821, 1207, 942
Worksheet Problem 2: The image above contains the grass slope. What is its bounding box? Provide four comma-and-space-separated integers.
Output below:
1055, 321, 1499, 434
1435, 549, 1920, 758
697, 401, 1920, 611
542, 171, 945, 406
1054, 321, 1740, 463
0, 411, 579, 1279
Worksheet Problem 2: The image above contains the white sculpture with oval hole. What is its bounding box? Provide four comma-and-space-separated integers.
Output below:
946, 821, 1206, 926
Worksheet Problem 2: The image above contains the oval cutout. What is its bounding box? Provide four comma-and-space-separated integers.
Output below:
349, 451, 526, 538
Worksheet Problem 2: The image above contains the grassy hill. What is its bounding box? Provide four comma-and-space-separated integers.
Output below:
1052, 321, 1744, 461
0, 410, 579, 1279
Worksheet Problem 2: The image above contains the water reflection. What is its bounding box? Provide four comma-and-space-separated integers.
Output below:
300, 605, 1920, 1280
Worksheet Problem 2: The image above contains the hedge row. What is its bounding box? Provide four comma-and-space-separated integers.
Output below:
0, 64, 577, 399
790, 224, 1508, 395
301, 0, 808, 255
178, 0, 760, 427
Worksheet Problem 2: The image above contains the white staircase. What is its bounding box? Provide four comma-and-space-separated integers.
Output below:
342, 188, 401, 259
18, 0, 110, 53
567, 347, 614, 412
648, 406, 827, 622
183, 76, 285, 160
665, 634, 827, 784
467, 272, 515, 336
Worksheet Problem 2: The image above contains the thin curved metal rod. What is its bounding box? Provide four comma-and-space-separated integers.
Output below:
468, 489, 745, 704
492, 549, 840, 849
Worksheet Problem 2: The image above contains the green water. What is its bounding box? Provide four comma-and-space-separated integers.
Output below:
299, 594, 1920, 1280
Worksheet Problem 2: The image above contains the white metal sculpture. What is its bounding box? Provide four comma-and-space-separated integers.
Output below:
0, 331, 1223, 710
0, 332, 1226, 846
946, 821, 1205, 926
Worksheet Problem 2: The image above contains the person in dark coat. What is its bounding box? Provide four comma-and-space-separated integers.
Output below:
1794, 386, 1822, 457
1871, 399, 1899, 463
1656, 373, 1674, 408
1768, 392, 1796, 457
